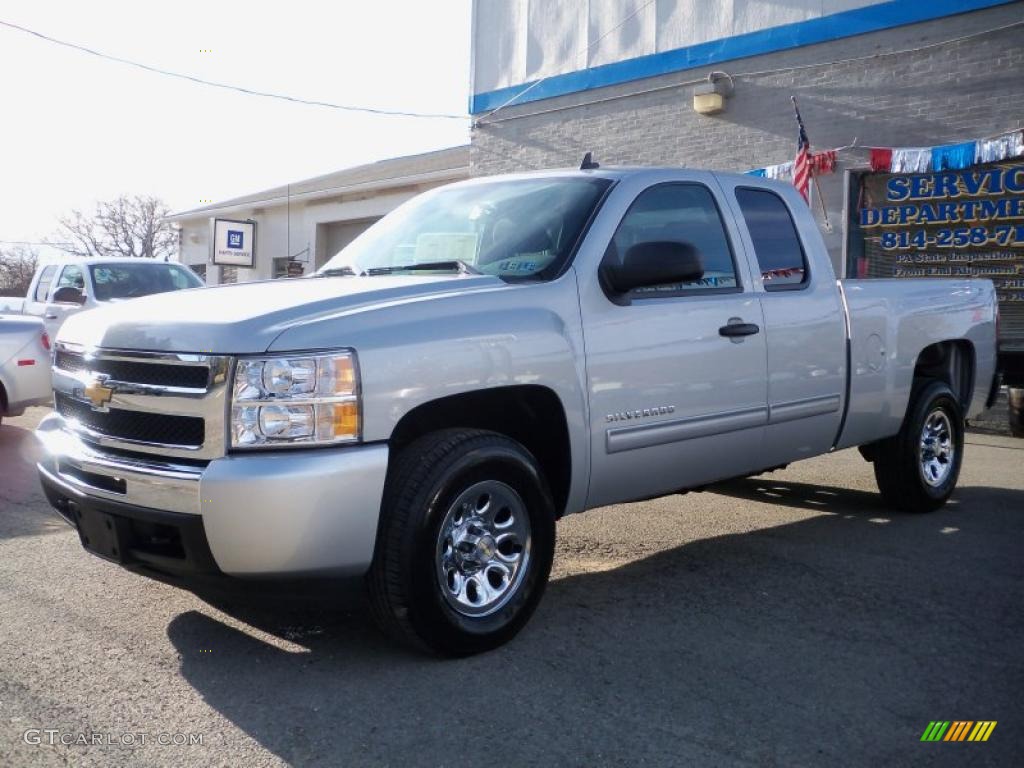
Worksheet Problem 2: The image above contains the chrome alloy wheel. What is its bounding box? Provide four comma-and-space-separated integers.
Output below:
435, 480, 532, 617
919, 409, 955, 487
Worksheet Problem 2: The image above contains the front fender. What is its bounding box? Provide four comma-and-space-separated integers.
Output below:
268, 276, 591, 514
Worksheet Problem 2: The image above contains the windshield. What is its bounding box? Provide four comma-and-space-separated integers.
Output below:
318, 177, 612, 280
88, 262, 203, 301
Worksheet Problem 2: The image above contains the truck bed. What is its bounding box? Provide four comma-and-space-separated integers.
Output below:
836, 277, 998, 450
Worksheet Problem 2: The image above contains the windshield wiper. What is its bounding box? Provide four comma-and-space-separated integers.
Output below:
315, 266, 357, 277
362, 260, 480, 276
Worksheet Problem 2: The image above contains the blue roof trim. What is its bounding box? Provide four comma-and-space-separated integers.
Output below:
470, 0, 1016, 115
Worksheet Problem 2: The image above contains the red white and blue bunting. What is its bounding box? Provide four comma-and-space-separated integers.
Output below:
746, 150, 836, 181
868, 130, 1024, 173
746, 128, 1024, 178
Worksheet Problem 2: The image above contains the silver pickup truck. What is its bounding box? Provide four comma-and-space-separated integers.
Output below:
36, 168, 998, 655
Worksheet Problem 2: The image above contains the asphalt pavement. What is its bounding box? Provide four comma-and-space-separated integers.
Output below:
1, 407, 1021, 767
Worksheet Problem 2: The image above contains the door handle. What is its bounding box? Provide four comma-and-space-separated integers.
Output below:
45, 313, 59, 320
719, 321, 760, 338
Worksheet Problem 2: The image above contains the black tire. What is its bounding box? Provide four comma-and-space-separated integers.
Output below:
367, 429, 556, 656
873, 380, 964, 513
1009, 387, 1024, 439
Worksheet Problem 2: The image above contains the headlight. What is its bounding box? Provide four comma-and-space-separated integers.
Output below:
230, 351, 360, 448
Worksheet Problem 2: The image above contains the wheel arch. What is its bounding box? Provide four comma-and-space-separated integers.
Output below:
389, 385, 573, 517
911, 339, 975, 413
859, 339, 973, 463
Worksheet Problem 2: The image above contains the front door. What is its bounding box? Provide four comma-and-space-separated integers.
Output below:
580, 179, 769, 508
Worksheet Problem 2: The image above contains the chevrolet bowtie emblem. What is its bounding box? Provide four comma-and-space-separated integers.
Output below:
84, 380, 114, 410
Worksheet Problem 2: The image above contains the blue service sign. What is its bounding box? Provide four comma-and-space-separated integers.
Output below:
847, 161, 1024, 343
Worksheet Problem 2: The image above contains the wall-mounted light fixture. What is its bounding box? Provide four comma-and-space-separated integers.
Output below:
693, 71, 734, 115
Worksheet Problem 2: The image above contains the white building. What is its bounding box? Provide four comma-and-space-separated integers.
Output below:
167, 146, 468, 284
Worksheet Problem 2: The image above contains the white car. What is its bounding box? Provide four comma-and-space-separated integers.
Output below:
23, 258, 204, 339
0, 314, 51, 425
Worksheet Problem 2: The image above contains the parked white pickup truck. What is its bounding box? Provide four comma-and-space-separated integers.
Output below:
36, 168, 998, 655
23, 258, 204, 339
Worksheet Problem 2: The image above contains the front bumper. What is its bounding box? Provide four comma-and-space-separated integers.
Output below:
36, 413, 389, 578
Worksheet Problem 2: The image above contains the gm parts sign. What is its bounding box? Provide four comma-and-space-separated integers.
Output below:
212, 219, 255, 267
847, 161, 1024, 319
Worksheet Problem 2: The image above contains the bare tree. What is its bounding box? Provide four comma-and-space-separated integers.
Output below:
0, 245, 39, 296
49, 195, 178, 260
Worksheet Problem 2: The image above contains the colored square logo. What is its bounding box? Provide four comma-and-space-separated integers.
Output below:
227, 230, 244, 249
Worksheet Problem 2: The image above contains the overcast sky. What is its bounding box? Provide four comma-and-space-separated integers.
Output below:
0, 0, 471, 255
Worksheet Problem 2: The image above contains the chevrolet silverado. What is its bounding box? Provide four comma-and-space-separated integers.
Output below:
36, 168, 999, 655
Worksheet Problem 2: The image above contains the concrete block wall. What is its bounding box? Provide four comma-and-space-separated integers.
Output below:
470, 3, 1024, 273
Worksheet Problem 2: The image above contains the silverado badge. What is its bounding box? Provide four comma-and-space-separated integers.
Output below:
606, 405, 675, 423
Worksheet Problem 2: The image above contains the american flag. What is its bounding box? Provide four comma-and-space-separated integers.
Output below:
791, 96, 811, 203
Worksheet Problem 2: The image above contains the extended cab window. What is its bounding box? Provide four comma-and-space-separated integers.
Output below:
34, 265, 57, 301
609, 183, 738, 297
735, 188, 808, 289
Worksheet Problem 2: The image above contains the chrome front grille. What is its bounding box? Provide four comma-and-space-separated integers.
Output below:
52, 343, 231, 460
54, 348, 211, 389
54, 392, 206, 447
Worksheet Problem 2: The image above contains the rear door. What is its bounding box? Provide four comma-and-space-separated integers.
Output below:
23, 264, 58, 319
580, 177, 769, 508
718, 177, 848, 466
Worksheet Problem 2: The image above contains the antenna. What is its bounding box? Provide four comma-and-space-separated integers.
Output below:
580, 152, 600, 170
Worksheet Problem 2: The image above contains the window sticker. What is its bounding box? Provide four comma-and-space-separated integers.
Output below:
414, 233, 480, 265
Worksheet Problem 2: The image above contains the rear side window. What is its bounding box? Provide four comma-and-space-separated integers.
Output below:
34, 265, 57, 301
609, 183, 739, 297
735, 188, 808, 289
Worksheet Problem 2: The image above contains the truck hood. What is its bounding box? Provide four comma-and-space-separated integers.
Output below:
56, 274, 506, 354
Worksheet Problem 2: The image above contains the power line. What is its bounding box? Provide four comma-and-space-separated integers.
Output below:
0, 19, 468, 120
0, 240, 72, 247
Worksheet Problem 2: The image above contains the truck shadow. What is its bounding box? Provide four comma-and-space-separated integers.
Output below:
708, 475, 890, 515
708, 475, 1021, 519
166, 479, 1024, 766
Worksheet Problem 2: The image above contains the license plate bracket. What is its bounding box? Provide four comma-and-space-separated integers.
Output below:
75, 507, 129, 564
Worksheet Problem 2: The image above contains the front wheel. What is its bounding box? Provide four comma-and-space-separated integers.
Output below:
873, 380, 964, 513
367, 429, 555, 656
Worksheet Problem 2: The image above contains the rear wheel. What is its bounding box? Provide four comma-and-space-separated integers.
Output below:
367, 429, 555, 656
873, 380, 964, 513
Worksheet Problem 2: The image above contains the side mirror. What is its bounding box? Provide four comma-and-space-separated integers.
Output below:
601, 240, 704, 294
52, 286, 86, 305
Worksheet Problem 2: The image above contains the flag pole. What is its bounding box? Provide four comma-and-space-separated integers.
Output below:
791, 96, 832, 232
